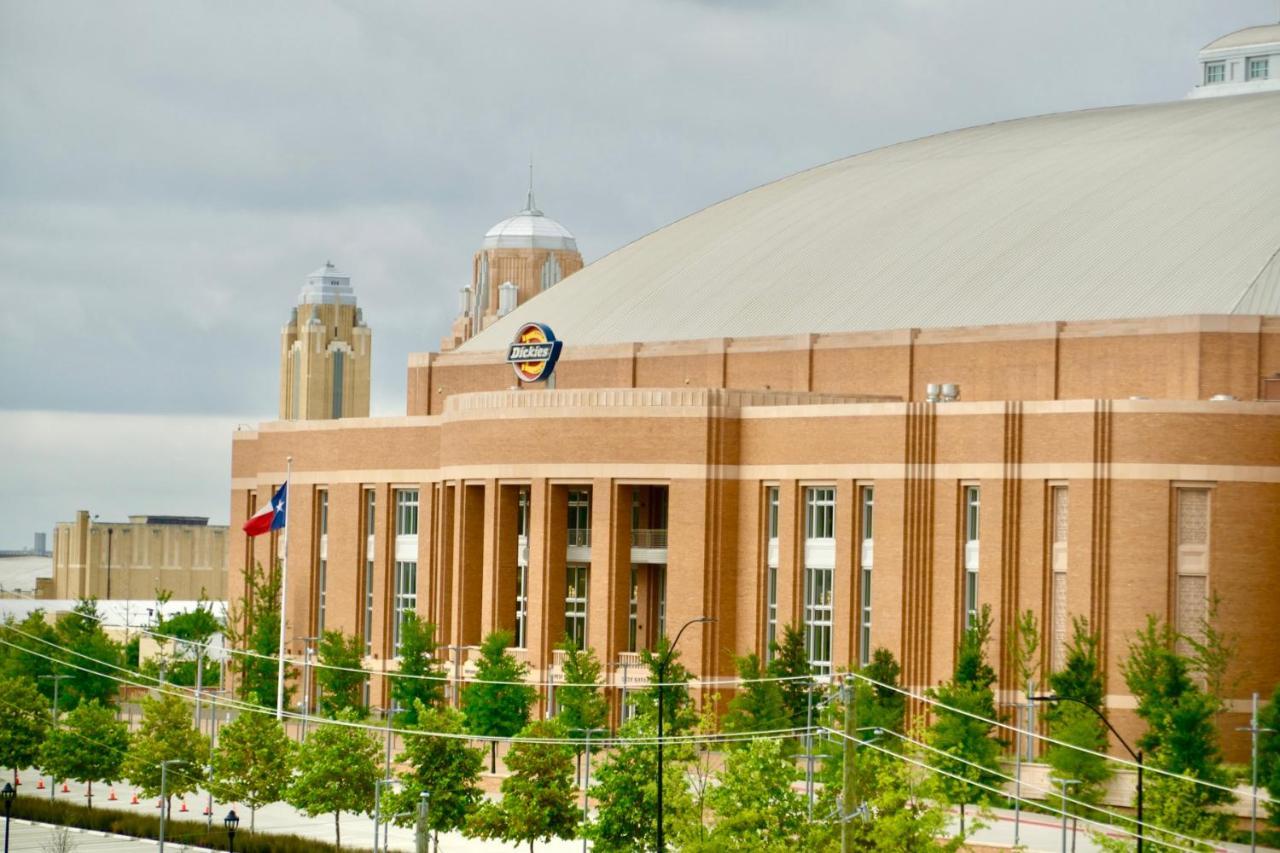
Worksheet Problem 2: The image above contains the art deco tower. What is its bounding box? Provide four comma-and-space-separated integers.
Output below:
279, 262, 371, 420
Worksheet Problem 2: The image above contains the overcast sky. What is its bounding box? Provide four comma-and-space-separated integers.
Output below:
1, 0, 1274, 549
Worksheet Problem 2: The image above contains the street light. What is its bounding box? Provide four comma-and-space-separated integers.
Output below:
1032, 694, 1144, 852
656, 615, 714, 853
2, 782, 15, 853
223, 809, 239, 852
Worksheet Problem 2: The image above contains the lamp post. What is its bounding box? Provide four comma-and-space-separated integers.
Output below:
571, 726, 607, 853
416, 791, 430, 853
38, 673, 70, 800
223, 809, 239, 852
157, 759, 182, 853
1032, 694, 1143, 852
656, 615, 714, 853
2, 781, 15, 853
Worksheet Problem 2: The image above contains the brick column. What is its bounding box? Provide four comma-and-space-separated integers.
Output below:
589, 481, 631, 666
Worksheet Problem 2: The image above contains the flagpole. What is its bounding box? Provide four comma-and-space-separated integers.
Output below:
275, 455, 292, 721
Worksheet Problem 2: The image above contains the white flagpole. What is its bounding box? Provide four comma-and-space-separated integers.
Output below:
275, 455, 293, 720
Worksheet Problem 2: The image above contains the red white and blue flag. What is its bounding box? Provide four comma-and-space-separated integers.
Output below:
243, 482, 288, 537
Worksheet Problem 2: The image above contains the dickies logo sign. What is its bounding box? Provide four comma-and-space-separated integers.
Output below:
506, 322, 563, 382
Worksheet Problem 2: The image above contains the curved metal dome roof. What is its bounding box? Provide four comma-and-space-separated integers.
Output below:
462, 92, 1280, 352
1202, 24, 1280, 51
482, 193, 578, 252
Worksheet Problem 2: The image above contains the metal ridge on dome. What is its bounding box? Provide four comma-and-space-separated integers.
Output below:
460, 93, 1280, 352
1201, 23, 1280, 51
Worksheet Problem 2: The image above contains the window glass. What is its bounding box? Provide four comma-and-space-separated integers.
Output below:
565, 564, 589, 649
805, 487, 835, 540
395, 489, 419, 536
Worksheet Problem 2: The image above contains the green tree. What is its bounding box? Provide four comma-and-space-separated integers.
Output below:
833, 750, 962, 853
722, 652, 790, 743
316, 630, 366, 718
926, 604, 1003, 809
1044, 617, 1111, 814
634, 635, 696, 735
386, 703, 484, 853
0, 676, 50, 783
554, 639, 608, 746
468, 718, 579, 852
701, 737, 805, 849
148, 596, 221, 688
586, 715, 696, 852
461, 630, 537, 772
38, 700, 128, 808
55, 599, 123, 708
391, 613, 446, 725
231, 562, 295, 709
1121, 615, 1233, 841
123, 692, 210, 808
1259, 681, 1280, 836
1011, 608, 1041, 691
211, 701, 294, 831
767, 623, 813, 729
286, 707, 380, 849
0, 612, 60, 695
858, 648, 908, 734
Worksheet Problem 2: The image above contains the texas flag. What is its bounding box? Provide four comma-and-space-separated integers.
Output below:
243, 482, 288, 537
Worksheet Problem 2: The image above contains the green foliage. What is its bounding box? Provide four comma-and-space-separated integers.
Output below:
146, 597, 221, 688
467, 718, 580, 850
1012, 608, 1041, 690
586, 716, 696, 852
767, 623, 813, 729
722, 653, 790, 744
391, 613, 446, 726
387, 703, 484, 845
233, 562, 295, 709
211, 701, 294, 831
698, 737, 805, 850
461, 630, 536, 738
9, 795, 367, 853
1044, 617, 1111, 813
1260, 681, 1280, 833
834, 752, 963, 853
286, 708, 381, 849
0, 676, 51, 772
156, 596, 221, 643
926, 604, 1003, 807
39, 699, 128, 807
1142, 772, 1232, 849
55, 599, 123, 708
634, 634, 696, 734
859, 648, 908, 734
554, 639, 609, 743
315, 629, 366, 718
123, 692, 209, 802
0, 612, 60, 695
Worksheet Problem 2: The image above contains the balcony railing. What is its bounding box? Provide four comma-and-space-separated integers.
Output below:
567, 528, 591, 547
630, 528, 668, 548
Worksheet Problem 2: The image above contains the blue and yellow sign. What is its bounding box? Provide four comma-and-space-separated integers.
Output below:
506, 322, 563, 383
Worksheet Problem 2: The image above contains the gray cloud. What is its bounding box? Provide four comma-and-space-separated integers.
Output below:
0, 0, 1273, 546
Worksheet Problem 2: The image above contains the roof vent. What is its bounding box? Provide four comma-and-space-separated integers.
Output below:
925, 383, 960, 403
940, 384, 960, 402
1209, 394, 1238, 401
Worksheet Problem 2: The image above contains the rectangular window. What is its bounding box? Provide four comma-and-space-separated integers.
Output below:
395, 489, 419, 536
859, 486, 874, 667
565, 564, 589, 650
657, 566, 666, 640
393, 560, 417, 655
805, 487, 835, 540
517, 489, 528, 537
766, 486, 780, 539
766, 565, 778, 659
364, 490, 375, 655
1247, 57, 1269, 80
1175, 488, 1210, 658
964, 485, 980, 630
1050, 485, 1069, 672
331, 350, 344, 418
514, 564, 529, 648
567, 490, 590, 546
804, 566, 833, 675
628, 567, 638, 652
317, 490, 328, 633
1205, 62, 1225, 84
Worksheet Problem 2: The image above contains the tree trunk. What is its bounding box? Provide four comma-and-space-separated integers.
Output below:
251, 806, 256, 833
334, 810, 341, 850
491, 741, 497, 774
87, 780, 93, 810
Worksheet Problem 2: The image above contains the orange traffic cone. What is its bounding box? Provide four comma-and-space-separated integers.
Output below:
61, 782, 70, 793
130, 793, 139, 805
108, 789, 117, 802
36, 779, 45, 790
202, 804, 210, 816
179, 800, 188, 813
14, 776, 19, 786
156, 799, 163, 809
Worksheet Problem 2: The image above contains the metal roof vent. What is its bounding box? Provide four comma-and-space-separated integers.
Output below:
925, 383, 960, 402
1209, 394, 1238, 401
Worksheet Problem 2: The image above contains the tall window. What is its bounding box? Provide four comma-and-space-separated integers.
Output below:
963, 485, 980, 630
804, 487, 835, 674
1050, 486, 1069, 671
859, 486, 874, 667
393, 489, 419, 655
565, 565, 589, 650
1205, 62, 1225, 84
393, 560, 417, 655
628, 567, 638, 652
765, 486, 780, 660
316, 490, 328, 633
515, 488, 529, 648
567, 490, 590, 546
363, 490, 375, 655
331, 350, 344, 418
1175, 488, 1211, 658
1247, 57, 1269, 80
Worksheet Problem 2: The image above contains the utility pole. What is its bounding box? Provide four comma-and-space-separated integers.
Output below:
1057, 778, 1079, 853
38, 674, 70, 800
840, 678, 853, 853
297, 635, 319, 742
805, 676, 815, 820
571, 727, 606, 853
105, 527, 113, 600
416, 792, 431, 853
1237, 692, 1274, 853
158, 760, 182, 853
